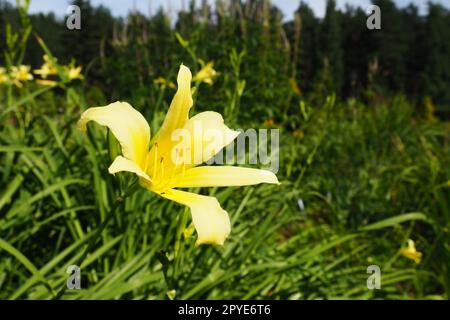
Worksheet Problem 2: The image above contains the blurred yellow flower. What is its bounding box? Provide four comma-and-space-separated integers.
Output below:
263, 119, 275, 127
0, 67, 9, 84
10, 65, 33, 87
193, 60, 218, 85
292, 129, 304, 139
78, 65, 279, 246
400, 239, 422, 264
34, 55, 58, 79
36, 79, 58, 86
66, 65, 83, 80
154, 76, 175, 89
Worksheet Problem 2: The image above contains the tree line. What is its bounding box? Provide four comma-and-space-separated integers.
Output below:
1, 0, 449, 113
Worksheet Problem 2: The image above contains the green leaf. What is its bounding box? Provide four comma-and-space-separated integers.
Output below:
359, 213, 428, 231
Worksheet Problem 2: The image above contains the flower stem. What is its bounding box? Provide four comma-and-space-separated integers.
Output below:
171, 207, 189, 290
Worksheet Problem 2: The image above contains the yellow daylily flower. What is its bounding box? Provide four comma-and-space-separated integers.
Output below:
10, 65, 33, 87
400, 239, 422, 264
193, 61, 218, 85
154, 76, 176, 89
78, 65, 279, 245
34, 55, 58, 79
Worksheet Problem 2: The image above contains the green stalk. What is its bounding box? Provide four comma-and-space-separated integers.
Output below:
171, 207, 190, 291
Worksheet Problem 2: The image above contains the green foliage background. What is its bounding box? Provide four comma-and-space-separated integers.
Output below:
0, 0, 449, 299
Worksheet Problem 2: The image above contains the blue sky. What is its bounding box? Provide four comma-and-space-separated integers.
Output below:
10, 0, 450, 20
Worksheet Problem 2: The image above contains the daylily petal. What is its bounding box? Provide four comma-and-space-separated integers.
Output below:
147, 65, 193, 174
160, 189, 230, 245
77, 101, 150, 167
172, 111, 240, 168
170, 166, 279, 188
155, 64, 193, 142
108, 156, 152, 182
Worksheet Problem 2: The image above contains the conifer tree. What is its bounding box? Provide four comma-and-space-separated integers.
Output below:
320, 0, 344, 97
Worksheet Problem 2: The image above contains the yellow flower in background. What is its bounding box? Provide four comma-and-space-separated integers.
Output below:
66, 65, 83, 80
34, 54, 82, 83
10, 65, 33, 87
36, 79, 58, 86
78, 65, 279, 245
34, 55, 58, 79
154, 76, 176, 89
400, 239, 422, 264
0, 67, 9, 84
193, 60, 218, 85
292, 129, 304, 139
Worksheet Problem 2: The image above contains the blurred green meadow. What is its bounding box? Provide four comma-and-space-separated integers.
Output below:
0, 0, 449, 299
